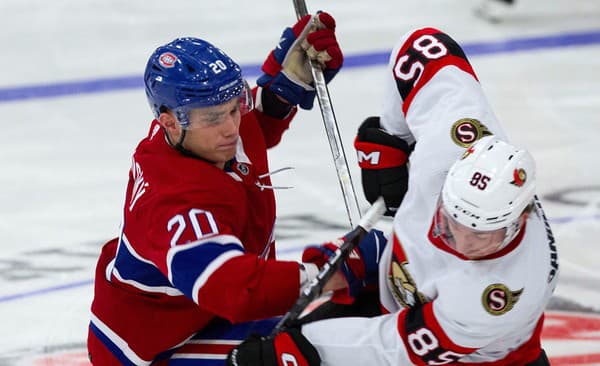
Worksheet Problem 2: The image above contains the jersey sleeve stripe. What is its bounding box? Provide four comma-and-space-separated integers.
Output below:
396, 307, 426, 365
119, 232, 155, 265
112, 267, 184, 296
166, 234, 244, 302
112, 234, 179, 290
191, 250, 244, 304
397, 303, 477, 365
166, 234, 242, 282
422, 302, 476, 354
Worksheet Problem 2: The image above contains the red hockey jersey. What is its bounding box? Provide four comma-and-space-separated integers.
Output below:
88, 92, 302, 365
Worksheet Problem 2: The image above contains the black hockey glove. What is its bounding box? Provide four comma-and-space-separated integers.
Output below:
354, 116, 413, 216
226, 328, 320, 366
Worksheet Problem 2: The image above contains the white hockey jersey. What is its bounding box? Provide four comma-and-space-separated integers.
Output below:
302, 27, 559, 365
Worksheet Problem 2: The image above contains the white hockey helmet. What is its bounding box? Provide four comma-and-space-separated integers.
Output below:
440, 135, 536, 242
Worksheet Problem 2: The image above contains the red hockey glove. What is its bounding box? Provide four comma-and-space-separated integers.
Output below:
354, 116, 414, 216
226, 328, 320, 366
258, 12, 343, 109
302, 229, 387, 298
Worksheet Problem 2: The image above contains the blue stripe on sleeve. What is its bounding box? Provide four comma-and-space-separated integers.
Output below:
114, 237, 174, 288
169, 242, 244, 300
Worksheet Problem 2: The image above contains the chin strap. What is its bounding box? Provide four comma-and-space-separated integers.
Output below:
164, 127, 210, 161
167, 128, 193, 157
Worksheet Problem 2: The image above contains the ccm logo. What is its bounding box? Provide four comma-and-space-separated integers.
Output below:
452, 204, 481, 219
357, 150, 381, 165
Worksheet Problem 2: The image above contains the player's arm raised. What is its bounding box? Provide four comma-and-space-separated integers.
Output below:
254, 12, 343, 148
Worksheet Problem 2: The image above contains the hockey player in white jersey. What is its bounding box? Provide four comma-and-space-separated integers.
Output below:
227, 27, 558, 365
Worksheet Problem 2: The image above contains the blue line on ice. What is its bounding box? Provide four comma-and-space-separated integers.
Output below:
1, 29, 600, 103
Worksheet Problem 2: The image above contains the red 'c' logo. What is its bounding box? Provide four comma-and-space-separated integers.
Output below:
159, 52, 178, 68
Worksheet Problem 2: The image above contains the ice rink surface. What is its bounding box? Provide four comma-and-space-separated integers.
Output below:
1, 0, 599, 364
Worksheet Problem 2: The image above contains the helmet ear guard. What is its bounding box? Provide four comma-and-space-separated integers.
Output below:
144, 37, 253, 127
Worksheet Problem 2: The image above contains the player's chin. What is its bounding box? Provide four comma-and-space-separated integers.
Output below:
464, 247, 498, 259
214, 149, 236, 164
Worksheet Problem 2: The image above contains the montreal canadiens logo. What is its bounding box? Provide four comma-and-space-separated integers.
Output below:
158, 52, 178, 68
482, 283, 523, 316
450, 118, 492, 148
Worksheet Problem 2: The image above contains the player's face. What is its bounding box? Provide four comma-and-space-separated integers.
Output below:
435, 205, 507, 259
183, 98, 242, 167
444, 215, 506, 259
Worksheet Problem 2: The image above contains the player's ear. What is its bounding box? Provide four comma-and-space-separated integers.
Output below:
158, 110, 179, 133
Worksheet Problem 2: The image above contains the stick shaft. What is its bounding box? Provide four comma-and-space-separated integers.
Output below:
293, 0, 362, 228
273, 197, 385, 332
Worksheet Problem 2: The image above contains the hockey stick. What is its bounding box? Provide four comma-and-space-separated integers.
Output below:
273, 197, 386, 333
293, 0, 362, 228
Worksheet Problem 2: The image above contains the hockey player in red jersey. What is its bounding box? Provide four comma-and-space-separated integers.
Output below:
227, 28, 557, 366
87, 12, 348, 365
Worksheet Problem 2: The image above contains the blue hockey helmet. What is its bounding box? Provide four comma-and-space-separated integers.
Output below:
144, 37, 252, 128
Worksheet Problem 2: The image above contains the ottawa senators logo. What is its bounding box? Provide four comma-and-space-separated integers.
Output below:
450, 118, 492, 148
511, 168, 527, 187
388, 235, 426, 308
482, 284, 523, 316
